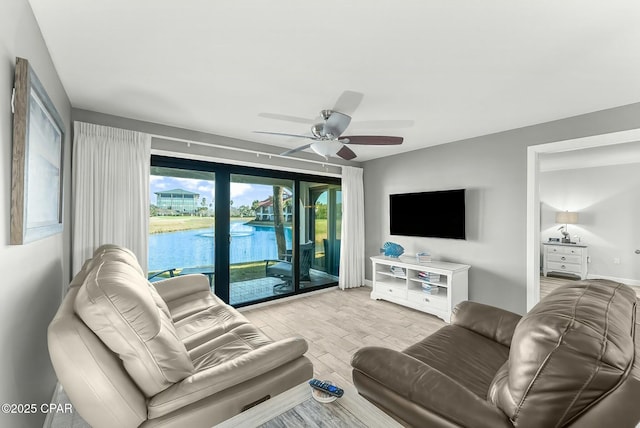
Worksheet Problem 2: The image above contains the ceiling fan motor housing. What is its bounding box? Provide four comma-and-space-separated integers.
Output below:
311, 123, 327, 139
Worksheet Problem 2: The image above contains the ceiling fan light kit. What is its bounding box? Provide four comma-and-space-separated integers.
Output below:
310, 140, 343, 159
255, 91, 406, 160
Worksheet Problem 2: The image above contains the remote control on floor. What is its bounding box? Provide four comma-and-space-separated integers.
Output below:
309, 379, 344, 398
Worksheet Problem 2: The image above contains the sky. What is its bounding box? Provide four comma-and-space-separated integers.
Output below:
150, 175, 275, 208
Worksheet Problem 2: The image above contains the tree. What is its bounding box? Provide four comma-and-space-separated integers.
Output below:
273, 186, 286, 258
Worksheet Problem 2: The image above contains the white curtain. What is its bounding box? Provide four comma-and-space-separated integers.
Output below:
72, 122, 151, 275
339, 166, 365, 289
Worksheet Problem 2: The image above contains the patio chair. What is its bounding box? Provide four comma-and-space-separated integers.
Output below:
265, 242, 314, 291
148, 268, 178, 282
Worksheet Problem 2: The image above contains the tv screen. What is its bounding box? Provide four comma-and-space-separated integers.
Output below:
390, 189, 465, 239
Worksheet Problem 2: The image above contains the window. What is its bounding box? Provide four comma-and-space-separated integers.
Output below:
148, 156, 341, 306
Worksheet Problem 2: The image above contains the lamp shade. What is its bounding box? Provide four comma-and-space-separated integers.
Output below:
556, 211, 579, 224
310, 140, 342, 158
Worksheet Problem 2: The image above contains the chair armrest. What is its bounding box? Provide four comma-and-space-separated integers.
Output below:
148, 337, 308, 418
152, 274, 210, 303
451, 301, 521, 347
351, 347, 511, 428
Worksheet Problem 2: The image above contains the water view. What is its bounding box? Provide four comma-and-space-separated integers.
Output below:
148, 222, 293, 272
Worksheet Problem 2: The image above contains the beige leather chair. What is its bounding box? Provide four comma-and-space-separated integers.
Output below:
351, 279, 640, 427
48, 245, 313, 427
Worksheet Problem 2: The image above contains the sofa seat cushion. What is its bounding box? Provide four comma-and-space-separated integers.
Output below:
165, 291, 220, 321
147, 332, 309, 418
404, 325, 510, 399
188, 324, 273, 371
174, 304, 250, 351
75, 260, 194, 397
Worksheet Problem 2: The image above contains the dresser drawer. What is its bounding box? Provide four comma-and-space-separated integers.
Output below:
547, 253, 582, 264
408, 290, 448, 311
376, 284, 407, 300
547, 261, 581, 274
546, 246, 583, 256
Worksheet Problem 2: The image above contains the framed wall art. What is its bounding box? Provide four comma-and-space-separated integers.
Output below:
11, 57, 65, 244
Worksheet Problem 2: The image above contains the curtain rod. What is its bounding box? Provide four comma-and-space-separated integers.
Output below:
147, 133, 348, 169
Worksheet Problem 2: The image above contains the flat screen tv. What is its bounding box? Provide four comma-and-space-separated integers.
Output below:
390, 189, 466, 239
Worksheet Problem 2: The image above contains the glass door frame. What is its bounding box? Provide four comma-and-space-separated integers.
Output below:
151, 155, 341, 306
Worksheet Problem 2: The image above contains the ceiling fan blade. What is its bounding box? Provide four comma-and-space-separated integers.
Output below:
333, 90, 364, 116
325, 111, 351, 137
258, 112, 314, 124
350, 120, 414, 129
336, 145, 357, 160
281, 143, 312, 156
341, 136, 404, 145
253, 131, 315, 140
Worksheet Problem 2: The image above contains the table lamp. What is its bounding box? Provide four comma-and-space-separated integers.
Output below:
556, 211, 579, 244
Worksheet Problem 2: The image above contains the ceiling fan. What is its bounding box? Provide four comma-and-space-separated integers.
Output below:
254, 91, 408, 160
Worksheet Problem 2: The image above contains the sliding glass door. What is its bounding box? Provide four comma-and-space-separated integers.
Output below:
228, 174, 294, 305
148, 156, 341, 306
306, 183, 341, 285
148, 166, 215, 287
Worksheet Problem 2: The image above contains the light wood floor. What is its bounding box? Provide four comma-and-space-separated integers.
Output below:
241, 286, 445, 389
540, 274, 640, 299
243, 278, 640, 391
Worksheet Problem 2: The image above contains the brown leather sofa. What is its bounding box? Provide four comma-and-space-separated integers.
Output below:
351, 279, 640, 427
48, 245, 313, 427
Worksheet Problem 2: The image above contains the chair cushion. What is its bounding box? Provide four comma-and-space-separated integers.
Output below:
266, 261, 292, 278
174, 302, 250, 350
148, 328, 309, 418
404, 325, 509, 399
488, 280, 636, 427
75, 260, 194, 396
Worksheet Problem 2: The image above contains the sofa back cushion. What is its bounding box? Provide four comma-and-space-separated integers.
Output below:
75, 259, 194, 396
488, 280, 636, 427
91, 244, 172, 319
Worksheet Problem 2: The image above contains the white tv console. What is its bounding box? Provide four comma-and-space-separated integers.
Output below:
370, 255, 470, 323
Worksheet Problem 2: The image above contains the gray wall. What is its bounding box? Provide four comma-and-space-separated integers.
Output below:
363, 102, 640, 314
540, 163, 640, 284
0, 1, 72, 427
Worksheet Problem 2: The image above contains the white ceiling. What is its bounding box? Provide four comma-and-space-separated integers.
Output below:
28, 0, 640, 162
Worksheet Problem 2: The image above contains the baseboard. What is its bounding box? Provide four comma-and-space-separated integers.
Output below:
237, 286, 338, 312
587, 274, 640, 287
364, 279, 372, 287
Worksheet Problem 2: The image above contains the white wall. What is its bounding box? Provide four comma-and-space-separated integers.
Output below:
540, 163, 640, 284
0, 1, 71, 427
363, 103, 640, 314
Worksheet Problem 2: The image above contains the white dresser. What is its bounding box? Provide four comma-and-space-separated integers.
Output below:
542, 243, 588, 280
370, 255, 470, 323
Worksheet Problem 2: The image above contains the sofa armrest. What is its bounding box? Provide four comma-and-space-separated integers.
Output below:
451, 301, 521, 347
152, 274, 210, 303
148, 337, 308, 418
351, 347, 511, 428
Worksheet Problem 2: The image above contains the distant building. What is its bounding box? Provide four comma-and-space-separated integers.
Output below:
255, 195, 292, 222
155, 189, 200, 215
